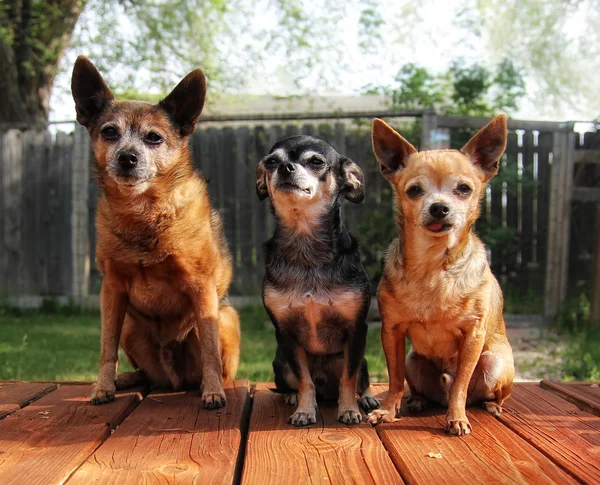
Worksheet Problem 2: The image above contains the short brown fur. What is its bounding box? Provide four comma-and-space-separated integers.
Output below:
72, 56, 240, 409
368, 116, 515, 435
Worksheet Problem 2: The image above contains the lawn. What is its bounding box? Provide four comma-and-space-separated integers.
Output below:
0, 305, 388, 383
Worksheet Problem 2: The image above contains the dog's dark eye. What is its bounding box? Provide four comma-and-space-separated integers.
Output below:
145, 132, 163, 145
308, 157, 325, 168
456, 183, 472, 196
263, 157, 278, 168
406, 185, 423, 199
101, 127, 119, 140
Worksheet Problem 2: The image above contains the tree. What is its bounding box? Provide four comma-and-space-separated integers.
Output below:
0, 0, 86, 122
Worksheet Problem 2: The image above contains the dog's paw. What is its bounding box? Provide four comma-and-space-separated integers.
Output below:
90, 385, 116, 405
288, 408, 317, 427
284, 392, 298, 406
367, 407, 398, 425
482, 401, 502, 417
445, 415, 472, 436
338, 406, 362, 425
202, 390, 227, 410
358, 395, 381, 412
407, 394, 428, 413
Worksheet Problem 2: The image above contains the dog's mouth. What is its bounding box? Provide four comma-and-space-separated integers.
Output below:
425, 222, 452, 233
278, 182, 311, 195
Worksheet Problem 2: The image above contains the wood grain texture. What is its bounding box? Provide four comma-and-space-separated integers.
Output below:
540, 380, 600, 417
371, 385, 576, 485
500, 383, 600, 483
0, 381, 57, 419
67, 380, 250, 485
0, 384, 141, 485
242, 386, 404, 485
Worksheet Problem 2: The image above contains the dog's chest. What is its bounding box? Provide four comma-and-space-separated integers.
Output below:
264, 287, 362, 354
127, 268, 192, 319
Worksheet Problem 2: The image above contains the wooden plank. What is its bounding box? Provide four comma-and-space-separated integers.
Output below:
573, 150, 600, 163
373, 384, 575, 485
505, 131, 519, 275
536, 132, 552, 293
592, 205, 600, 321
0, 382, 57, 419
540, 380, 600, 417
242, 386, 403, 485
436, 115, 565, 132
237, 127, 256, 293
68, 380, 250, 485
499, 383, 600, 484
572, 187, 600, 203
520, 131, 535, 271
0, 385, 142, 485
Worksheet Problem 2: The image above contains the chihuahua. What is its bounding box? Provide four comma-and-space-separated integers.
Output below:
256, 136, 380, 426
367, 116, 515, 435
72, 56, 240, 409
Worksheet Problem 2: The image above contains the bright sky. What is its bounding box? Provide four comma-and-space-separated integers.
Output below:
50, 0, 598, 124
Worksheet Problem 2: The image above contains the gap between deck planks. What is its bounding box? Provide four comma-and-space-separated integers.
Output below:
0, 381, 58, 419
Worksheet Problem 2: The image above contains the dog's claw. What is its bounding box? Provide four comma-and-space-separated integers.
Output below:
90, 386, 115, 405
445, 416, 472, 436
288, 408, 317, 427
202, 391, 227, 410
407, 395, 428, 413
338, 407, 362, 425
358, 395, 381, 412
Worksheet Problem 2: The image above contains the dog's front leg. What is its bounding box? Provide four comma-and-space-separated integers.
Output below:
445, 325, 485, 436
92, 277, 127, 405
338, 326, 366, 424
287, 345, 317, 427
368, 322, 405, 424
188, 284, 226, 409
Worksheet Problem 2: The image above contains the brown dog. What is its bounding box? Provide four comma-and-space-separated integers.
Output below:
71, 56, 240, 409
368, 115, 515, 435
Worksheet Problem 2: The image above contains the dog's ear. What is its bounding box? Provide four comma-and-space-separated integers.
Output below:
340, 157, 365, 203
71, 56, 114, 127
372, 118, 417, 182
256, 160, 268, 201
461, 115, 507, 182
160, 69, 206, 136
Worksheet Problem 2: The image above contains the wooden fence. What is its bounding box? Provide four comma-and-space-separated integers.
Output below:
1, 112, 598, 317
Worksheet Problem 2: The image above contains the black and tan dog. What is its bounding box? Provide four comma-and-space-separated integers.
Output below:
256, 136, 380, 426
72, 56, 240, 408
367, 116, 515, 435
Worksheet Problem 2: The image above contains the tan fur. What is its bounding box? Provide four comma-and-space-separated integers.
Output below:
368, 116, 515, 435
73, 57, 240, 409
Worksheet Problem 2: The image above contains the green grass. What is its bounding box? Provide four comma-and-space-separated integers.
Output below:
0, 305, 388, 382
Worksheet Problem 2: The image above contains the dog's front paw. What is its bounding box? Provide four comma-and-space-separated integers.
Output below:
407, 394, 428, 413
367, 407, 398, 425
288, 408, 317, 427
338, 406, 362, 425
284, 392, 298, 406
445, 414, 472, 436
358, 395, 381, 412
202, 390, 227, 409
482, 401, 502, 417
90, 385, 116, 405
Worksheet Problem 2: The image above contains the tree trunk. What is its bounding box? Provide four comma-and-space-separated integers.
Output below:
0, 0, 86, 123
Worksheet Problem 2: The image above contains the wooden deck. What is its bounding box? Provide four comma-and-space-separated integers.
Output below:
0, 381, 598, 484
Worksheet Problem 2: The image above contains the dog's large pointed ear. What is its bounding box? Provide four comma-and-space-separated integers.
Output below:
256, 160, 268, 201
461, 115, 507, 182
71, 56, 114, 127
340, 157, 365, 203
159, 69, 206, 136
372, 118, 417, 182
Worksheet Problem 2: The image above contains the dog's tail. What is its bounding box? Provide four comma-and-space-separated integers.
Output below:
218, 302, 241, 382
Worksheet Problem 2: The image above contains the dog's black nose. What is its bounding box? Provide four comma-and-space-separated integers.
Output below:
118, 152, 138, 170
278, 162, 296, 174
429, 202, 450, 219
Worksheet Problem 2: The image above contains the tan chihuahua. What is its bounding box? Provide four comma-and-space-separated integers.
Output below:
368, 115, 515, 435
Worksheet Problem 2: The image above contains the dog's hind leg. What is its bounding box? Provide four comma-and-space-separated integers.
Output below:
115, 370, 147, 390
405, 350, 448, 412
218, 304, 241, 382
